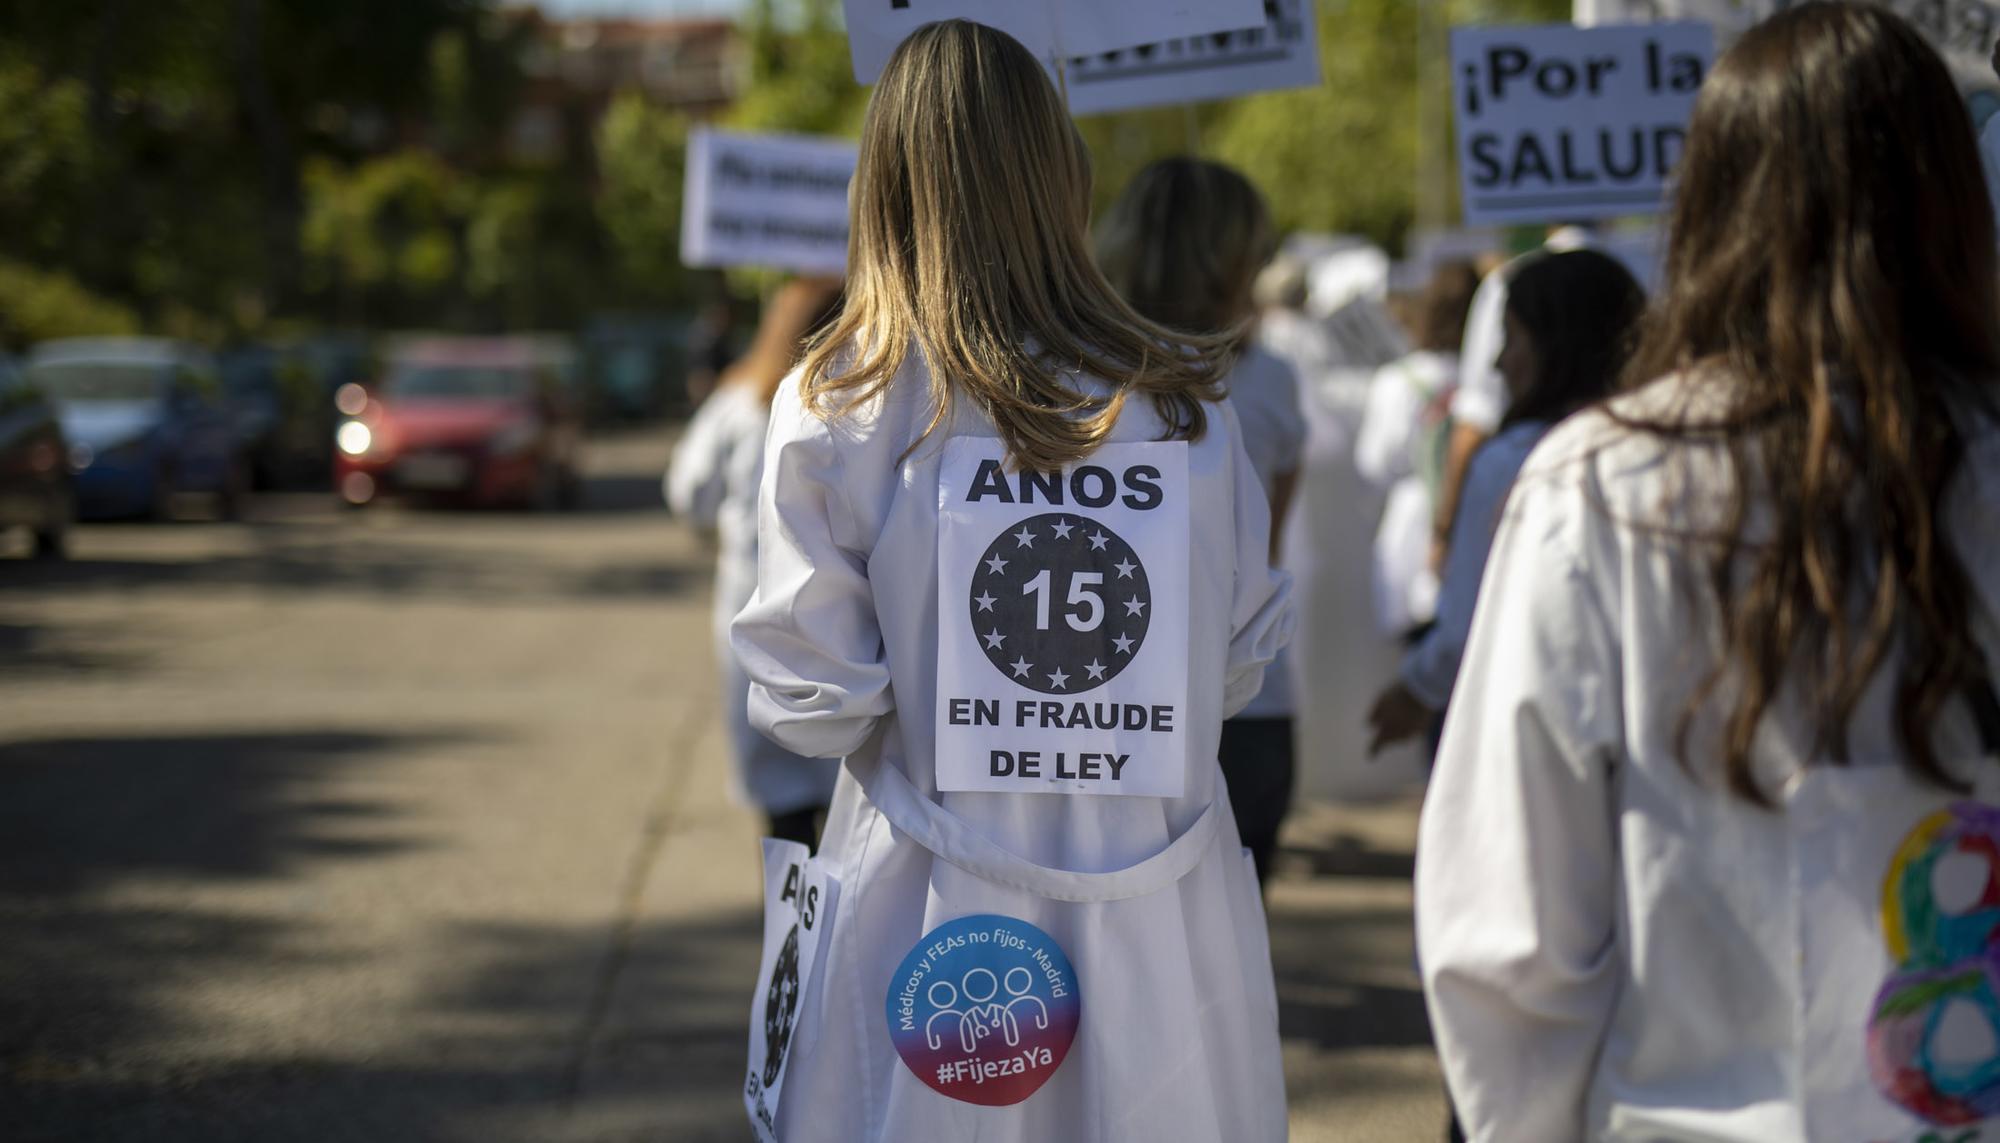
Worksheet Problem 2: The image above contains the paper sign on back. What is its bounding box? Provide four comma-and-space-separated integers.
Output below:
933, 438, 1192, 798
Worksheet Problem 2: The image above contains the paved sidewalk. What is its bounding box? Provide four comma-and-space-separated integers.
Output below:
0, 426, 1442, 1141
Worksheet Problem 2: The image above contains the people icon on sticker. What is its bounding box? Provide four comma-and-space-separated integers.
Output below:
886, 914, 1082, 1107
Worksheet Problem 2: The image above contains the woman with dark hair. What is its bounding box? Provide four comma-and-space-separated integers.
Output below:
1367, 249, 1644, 752
1097, 158, 1304, 891
1414, 5, 2000, 1140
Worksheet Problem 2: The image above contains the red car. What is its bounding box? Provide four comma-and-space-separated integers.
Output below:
334, 338, 582, 510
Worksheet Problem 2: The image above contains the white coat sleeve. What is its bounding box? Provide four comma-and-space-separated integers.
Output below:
1354, 361, 1419, 490
663, 389, 738, 529
1221, 404, 1297, 717
1415, 448, 1624, 1143
728, 378, 894, 758
1452, 270, 1510, 434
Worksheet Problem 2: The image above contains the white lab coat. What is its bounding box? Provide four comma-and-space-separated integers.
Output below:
1224, 346, 1306, 720
666, 384, 838, 815
1354, 349, 1457, 634
1416, 375, 2000, 1142
731, 359, 1294, 1142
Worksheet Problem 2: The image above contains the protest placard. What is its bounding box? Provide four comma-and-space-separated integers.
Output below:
1451, 22, 1714, 226
1576, 0, 2000, 83
680, 129, 857, 275
1063, 0, 1321, 116
841, 0, 1264, 85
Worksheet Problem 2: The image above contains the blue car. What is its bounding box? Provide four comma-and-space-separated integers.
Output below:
25, 339, 245, 521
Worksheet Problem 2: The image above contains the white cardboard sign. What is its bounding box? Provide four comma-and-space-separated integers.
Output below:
1577, 0, 2000, 85
744, 839, 839, 1143
681, 129, 857, 275
842, 0, 1265, 85
1064, 0, 1321, 116
933, 438, 1191, 797
1451, 22, 1714, 226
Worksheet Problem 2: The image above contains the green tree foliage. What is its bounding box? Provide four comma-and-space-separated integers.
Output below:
1082, 0, 1572, 249
301, 152, 469, 325
596, 92, 693, 306
0, 259, 139, 346
726, 0, 869, 137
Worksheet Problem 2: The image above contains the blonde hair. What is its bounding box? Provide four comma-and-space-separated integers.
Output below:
797, 19, 1231, 472
722, 277, 844, 406
1095, 158, 1273, 335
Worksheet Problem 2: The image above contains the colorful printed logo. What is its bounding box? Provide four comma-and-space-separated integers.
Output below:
884, 914, 1080, 1106
1868, 803, 2000, 1126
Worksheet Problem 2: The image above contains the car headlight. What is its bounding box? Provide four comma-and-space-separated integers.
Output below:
336, 420, 374, 457
68, 442, 96, 472
488, 420, 539, 458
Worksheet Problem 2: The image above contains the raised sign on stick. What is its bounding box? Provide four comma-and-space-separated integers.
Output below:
1451, 22, 1714, 226
680, 129, 857, 275
842, 0, 1264, 84
1064, 0, 1322, 117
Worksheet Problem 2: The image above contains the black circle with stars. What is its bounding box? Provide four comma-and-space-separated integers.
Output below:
967, 512, 1151, 695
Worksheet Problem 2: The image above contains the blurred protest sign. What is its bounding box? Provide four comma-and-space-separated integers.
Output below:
1577, 0, 2000, 83
681, 129, 857, 275
841, 0, 1263, 84
1452, 22, 1713, 226
1064, 0, 1321, 116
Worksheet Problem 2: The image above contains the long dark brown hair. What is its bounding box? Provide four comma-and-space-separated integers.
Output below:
1498, 249, 1644, 431
1094, 158, 1274, 336
1617, 1, 2000, 804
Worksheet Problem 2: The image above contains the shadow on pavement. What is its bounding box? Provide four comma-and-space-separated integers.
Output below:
0, 910, 765, 1143
1269, 901, 1434, 1054
1277, 832, 1416, 881
0, 724, 763, 1142
0, 620, 152, 677
0, 526, 698, 604
0, 730, 444, 894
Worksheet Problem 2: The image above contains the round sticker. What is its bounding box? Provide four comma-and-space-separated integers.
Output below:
968, 513, 1151, 695
1867, 803, 2000, 1125
885, 914, 1081, 1106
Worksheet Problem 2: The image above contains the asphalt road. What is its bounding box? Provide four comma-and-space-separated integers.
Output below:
0, 426, 1442, 1142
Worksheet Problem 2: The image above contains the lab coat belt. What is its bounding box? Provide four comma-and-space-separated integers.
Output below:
850, 752, 1221, 904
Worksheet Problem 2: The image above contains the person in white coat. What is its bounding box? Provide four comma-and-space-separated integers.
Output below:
666, 277, 843, 848
729, 20, 1294, 1142
1415, 6, 2000, 1140
1094, 157, 1305, 889
1353, 261, 1479, 637
1366, 250, 1643, 755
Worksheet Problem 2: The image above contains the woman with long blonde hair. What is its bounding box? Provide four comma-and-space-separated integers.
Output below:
1415, 5, 2000, 1139
731, 19, 1292, 1142
666, 277, 843, 847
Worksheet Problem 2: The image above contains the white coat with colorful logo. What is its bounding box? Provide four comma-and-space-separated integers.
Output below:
731, 359, 1294, 1142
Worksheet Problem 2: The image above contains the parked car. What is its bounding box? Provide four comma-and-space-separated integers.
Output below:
25, 338, 245, 521
334, 337, 582, 510
581, 316, 689, 423
0, 357, 73, 557
220, 343, 337, 489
